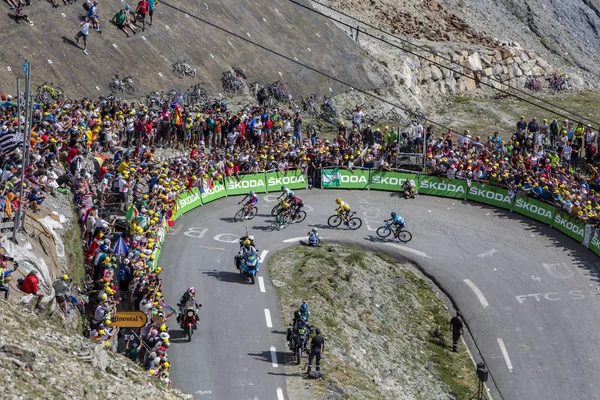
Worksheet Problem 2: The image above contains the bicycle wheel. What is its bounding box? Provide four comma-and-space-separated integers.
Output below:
109, 82, 119, 93
39, 90, 52, 104
53, 87, 65, 101
172, 65, 185, 78
271, 203, 281, 216
234, 209, 245, 222
294, 211, 307, 223
376, 226, 391, 238
328, 215, 342, 227
247, 207, 258, 220
348, 217, 362, 230
186, 67, 197, 77
398, 230, 412, 243
124, 82, 135, 95
279, 215, 291, 230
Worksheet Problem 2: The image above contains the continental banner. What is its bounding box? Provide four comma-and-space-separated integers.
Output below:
512, 195, 555, 225
467, 182, 513, 210
369, 171, 419, 192
200, 179, 227, 204
321, 168, 370, 189
225, 173, 267, 196
175, 187, 202, 219
552, 210, 585, 243
418, 176, 466, 199
265, 170, 307, 192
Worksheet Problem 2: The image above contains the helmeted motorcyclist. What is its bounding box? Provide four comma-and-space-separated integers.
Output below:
238, 235, 256, 249
177, 287, 201, 325
288, 302, 312, 347
237, 239, 257, 270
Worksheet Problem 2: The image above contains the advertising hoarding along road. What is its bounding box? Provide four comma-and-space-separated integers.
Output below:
265, 170, 307, 192
113, 311, 148, 328
512, 195, 555, 225
175, 187, 202, 219
369, 171, 419, 192
418, 176, 466, 199
467, 182, 513, 210
225, 174, 267, 196
200, 179, 227, 204
552, 210, 585, 243
321, 168, 370, 190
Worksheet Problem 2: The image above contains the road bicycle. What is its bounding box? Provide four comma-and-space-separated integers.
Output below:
35, 82, 64, 104
234, 204, 258, 222
109, 75, 135, 95
269, 212, 291, 231
376, 220, 412, 243
172, 60, 196, 78
301, 94, 320, 117
186, 83, 208, 105
290, 209, 307, 223
222, 70, 245, 94
328, 211, 362, 230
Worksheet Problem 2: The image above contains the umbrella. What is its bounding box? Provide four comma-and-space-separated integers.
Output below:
112, 236, 129, 256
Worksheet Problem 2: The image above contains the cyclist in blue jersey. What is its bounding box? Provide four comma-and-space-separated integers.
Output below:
238, 191, 258, 217
389, 212, 405, 229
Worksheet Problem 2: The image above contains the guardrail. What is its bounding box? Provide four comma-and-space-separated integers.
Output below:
159, 167, 600, 266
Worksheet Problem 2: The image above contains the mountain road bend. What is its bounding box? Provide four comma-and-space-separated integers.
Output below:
160, 189, 600, 400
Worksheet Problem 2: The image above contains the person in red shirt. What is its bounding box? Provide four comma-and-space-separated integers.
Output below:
19, 269, 45, 308
136, 0, 149, 31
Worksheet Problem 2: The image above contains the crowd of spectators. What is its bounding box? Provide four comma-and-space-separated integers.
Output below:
1, 89, 600, 386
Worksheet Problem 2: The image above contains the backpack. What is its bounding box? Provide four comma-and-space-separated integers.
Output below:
118, 268, 129, 282
207, 118, 215, 130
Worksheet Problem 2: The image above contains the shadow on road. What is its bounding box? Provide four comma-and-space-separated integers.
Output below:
202, 269, 247, 284
61, 36, 80, 49
248, 349, 291, 364
169, 328, 196, 344
219, 217, 237, 223
250, 224, 273, 232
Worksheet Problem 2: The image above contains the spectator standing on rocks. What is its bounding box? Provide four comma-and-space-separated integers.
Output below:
75, 17, 91, 55
53, 274, 72, 314
0, 262, 17, 300
307, 328, 325, 374
450, 311, 464, 352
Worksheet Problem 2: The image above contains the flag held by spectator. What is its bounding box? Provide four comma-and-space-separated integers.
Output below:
125, 204, 139, 221
0, 131, 19, 154
322, 168, 341, 188
112, 236, 129, 256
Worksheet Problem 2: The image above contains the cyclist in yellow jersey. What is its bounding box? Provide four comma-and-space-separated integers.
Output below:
335, 198, 351, 222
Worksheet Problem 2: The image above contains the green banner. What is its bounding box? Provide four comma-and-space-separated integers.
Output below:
200, 179, 227, 204
335, 168, 370, 189
175, 187, 202, 219
418, 176, 466, 199
590, 233, 600, 257
467, 182, 513, 210
512, 195, 555, 225
225, 173, 267, 196
552, 211, 585, 243
265, 170, 307, 192
369, 171, 418, 192
322, 168, 341, 188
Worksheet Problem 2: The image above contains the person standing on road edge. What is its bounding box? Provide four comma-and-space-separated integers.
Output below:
450, 311, 464, 352
307, 328, 325, 373
75, 17, 91, 55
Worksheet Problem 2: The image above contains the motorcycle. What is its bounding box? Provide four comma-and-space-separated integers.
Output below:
308, 231, 320, 247
180, 300, 201, 342
288, 319, 311, 364
239, 251, 259, 284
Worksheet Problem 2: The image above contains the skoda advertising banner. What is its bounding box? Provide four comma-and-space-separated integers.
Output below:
589, 232, 600, 257
467, 182, 513, 210
265, 170, 307, 192
512, 195, 555, 225
418, 176, 466, 199
175, 187, 202, 218
321, 168, 370, 189
225, 173, 267, 196
200, 179, 227, 204
369, 171, 419, 192
552, 210, 585, 243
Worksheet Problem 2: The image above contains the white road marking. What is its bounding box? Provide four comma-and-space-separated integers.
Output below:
214, 233, 240, 243
270, 346, 279, 368
283, 236, 330, 243
184, 227, 208, 239
277, 388, 285, 400
304, 204, 314, 212
197, 245, 225, 251
264, 194, 279, 202
463, 279, 490, 308
382, 243, 432, 258
365, 222, 377, 232
543, 263, 574, 279
497, 338, 513, 372
258, 276, 266, 292
166, 224, 183, 236
477, 249, 498, 258
194, 390, 212, 395
259, 250, 268, 263
264, 309, 272, 328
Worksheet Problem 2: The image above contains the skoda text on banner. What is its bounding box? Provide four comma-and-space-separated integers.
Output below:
369, 171, 418, 192
200, 179, 227, 204
467, 182, 513, 210
265, 170, 307, 192
418, 176, 466, 199
225, 173, 267, 196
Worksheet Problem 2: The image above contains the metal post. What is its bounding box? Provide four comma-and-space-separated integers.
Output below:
24, 61, 32, 167
12, 78, 21, 242
355, 26, 360, 43
422, 126, 427, 171
14, 61, 31, 239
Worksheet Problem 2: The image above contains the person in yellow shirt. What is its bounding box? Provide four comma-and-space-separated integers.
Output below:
335, 197, 351, 222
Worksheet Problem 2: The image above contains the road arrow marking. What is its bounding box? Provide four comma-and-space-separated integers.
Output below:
463, 279, 490, 308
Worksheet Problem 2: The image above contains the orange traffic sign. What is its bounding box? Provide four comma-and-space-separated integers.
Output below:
112, 311, 148, 328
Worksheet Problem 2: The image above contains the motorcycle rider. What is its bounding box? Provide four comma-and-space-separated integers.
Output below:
289, 193, 304, 222
238, 191, 258, 217
288, 302, 311, 347
176, 287, 201, 326
236, 239, 257, 270
308, 227, 320, 246
238, 235, 256, 248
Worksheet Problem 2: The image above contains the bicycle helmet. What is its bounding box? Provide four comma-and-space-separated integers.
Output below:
300, 303, 308, 312
312, 228, 318, 233
281, 185, 286, 190
289, 194, 296, 199
335, 198, 342, 204
391, 212, 397, 218
248, 235, 254, 241
187, 287, 196, 295
249, 191, 255, 196
244, 239, 251, 246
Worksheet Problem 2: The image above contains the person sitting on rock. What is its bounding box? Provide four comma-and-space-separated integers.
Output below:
18, 269, 45, 308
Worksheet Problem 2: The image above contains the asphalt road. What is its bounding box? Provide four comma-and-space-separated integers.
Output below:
160, 189, 600, 400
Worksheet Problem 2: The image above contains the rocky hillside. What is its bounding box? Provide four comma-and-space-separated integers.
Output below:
0, 299, 190, 400
269, 244, 478, 400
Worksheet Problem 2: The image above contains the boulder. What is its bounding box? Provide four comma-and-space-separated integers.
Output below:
464, 73, 477, 90
492, 63, 504, 76
427, 80, 437, 93
420, 66, 432, 83
520, 60, 537, 74
502, 65, 509, 75
465, 52, 483, 71
445, 76, 457, 93
483, 67, 494, 76
500, 48, 513, 59
531, 66, 545, 77
430, 65, 444, 81
536, 57, 553, 73
509, 63, 523, 77
457, 77, 466, 91
493, 50, 503, 61
442, 65, 453, 79
451, 52, 461, 63
438, 80, 447, 95
520, 52, 530, 62
514, 56, 523, 65
480, 54, 493, 67
525, 50, 536, 58
505, 57, 515, 65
